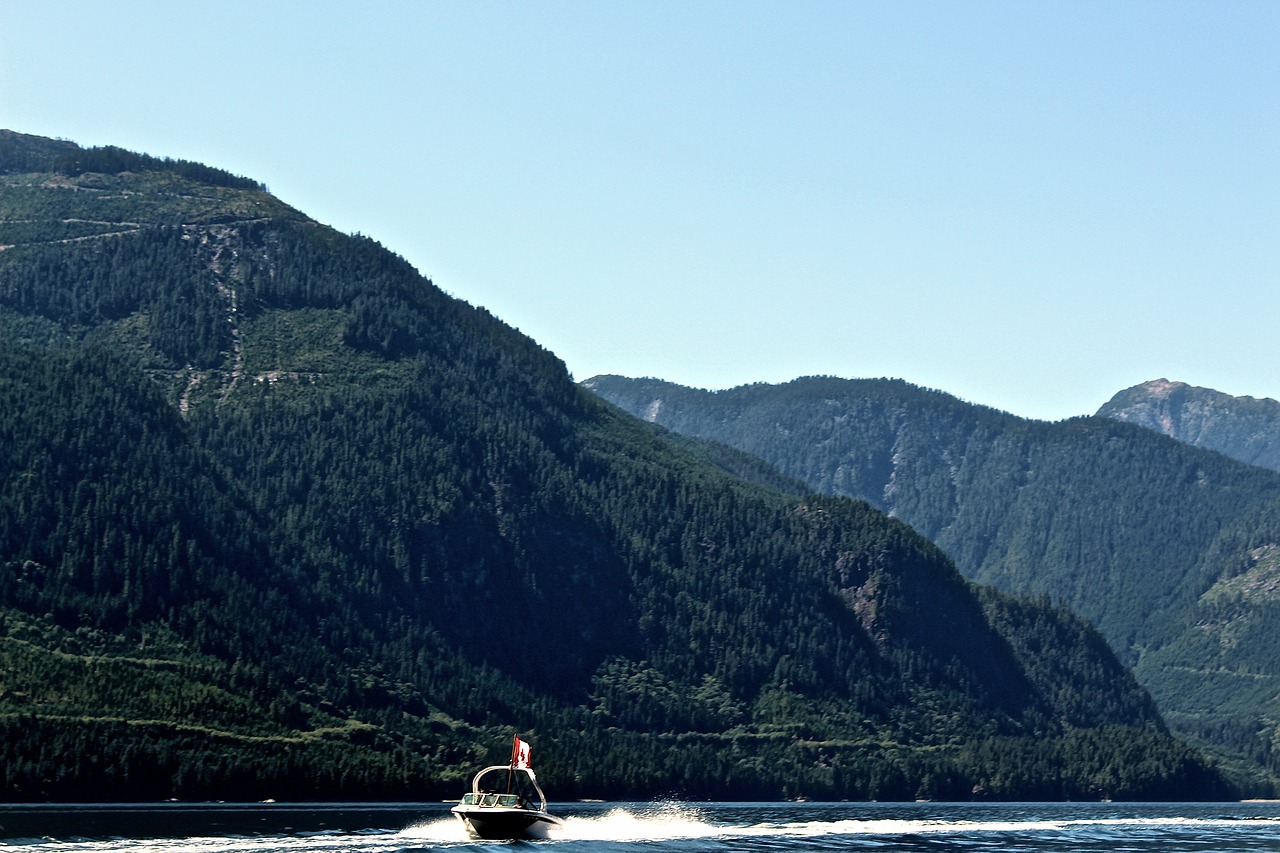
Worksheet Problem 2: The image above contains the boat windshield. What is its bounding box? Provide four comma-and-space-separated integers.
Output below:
461, 793, 526, 808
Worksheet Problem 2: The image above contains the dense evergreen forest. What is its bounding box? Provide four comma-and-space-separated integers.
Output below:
584, 374, 1280, 792
0, 130, 1231, 801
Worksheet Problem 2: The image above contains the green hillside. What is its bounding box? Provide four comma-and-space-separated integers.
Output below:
584, 374, 1280, 792
0, 130, 1227, 801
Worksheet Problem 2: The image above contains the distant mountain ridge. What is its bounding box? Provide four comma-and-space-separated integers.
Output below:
1098, 379, 1280, 472
583, 373, 1280, 791
0, 130, 1223, 801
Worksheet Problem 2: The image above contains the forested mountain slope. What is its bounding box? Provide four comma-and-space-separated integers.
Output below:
584, 374, 1280, 791
0, 130, 1227, 801
1099, 379, 1280, 473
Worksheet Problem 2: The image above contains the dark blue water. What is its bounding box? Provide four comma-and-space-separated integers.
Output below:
2, 801, 1278, 851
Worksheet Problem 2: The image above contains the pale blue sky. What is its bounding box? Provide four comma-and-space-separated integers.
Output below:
3, 1, 1277, 420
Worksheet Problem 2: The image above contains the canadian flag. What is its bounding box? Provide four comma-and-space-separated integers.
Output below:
512, 736, 532, 770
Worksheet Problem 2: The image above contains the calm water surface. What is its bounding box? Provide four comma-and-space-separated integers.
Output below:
2, 801, 1278, 852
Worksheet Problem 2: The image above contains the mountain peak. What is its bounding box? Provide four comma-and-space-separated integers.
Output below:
1136, 378, 1184, 398
0, 129, 265, 191
0, 129, 80, 174
1098, 380, 1280, 472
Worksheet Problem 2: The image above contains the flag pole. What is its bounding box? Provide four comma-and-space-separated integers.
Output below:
506, 735, 517, 793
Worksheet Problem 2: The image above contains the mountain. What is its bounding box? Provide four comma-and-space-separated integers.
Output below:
0, 130, 1227, 802
583, 374, 1280, 791
1098, 379, 1280, 472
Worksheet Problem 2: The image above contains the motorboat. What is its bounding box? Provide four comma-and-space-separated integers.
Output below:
451, 736, 564, 839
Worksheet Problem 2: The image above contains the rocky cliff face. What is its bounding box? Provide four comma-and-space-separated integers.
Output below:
1098, 379, 1280, 472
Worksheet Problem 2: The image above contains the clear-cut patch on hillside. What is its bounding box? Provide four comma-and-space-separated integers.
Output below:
1201, 545, 1280, 605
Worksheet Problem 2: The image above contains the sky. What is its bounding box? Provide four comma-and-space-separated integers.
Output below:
2, 1, 1277, 421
